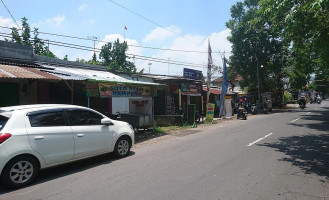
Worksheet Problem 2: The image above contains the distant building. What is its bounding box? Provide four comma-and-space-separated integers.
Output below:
212, 75, 243, 94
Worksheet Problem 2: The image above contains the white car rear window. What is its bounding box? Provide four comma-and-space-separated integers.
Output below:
0, 112, 11, 131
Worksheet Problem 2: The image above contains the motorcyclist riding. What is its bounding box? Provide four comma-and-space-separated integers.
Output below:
298, 91, 307, 109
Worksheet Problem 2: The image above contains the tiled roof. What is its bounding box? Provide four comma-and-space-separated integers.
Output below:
213, 75, 243, 83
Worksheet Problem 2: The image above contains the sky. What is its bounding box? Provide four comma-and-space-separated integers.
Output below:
0, 0, 240, 78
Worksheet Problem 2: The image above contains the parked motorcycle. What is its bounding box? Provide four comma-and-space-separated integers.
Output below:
237, 105, 247, 120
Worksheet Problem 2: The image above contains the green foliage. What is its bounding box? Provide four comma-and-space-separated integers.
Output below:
258, 0, 329, 90
227, 0, 329, 93
226, 63, 238, 91
63, 55, 68, 61
76, 58, 86, 63
21, 17, 31, 45
99, 39, 137, 73
226, 0, 288, 94
283, 92, 293, 104
154, 126, 190, 133
10, 27, 21, 44
6, 18, 57, 58
154, 127, 166, 133
33, 28, 45, 55
92, 53, 97, 62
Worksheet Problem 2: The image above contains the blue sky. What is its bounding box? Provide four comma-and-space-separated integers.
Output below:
0, 0, 240, 77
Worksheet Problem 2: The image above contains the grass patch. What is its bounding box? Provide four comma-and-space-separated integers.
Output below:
154, 125, 190, 133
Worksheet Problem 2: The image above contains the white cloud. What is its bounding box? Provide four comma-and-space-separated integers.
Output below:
78, 4, 88, 12
137, 28, 232, 77
0, 16, 16, 40
0, 16, 13, 27
35, 14, 66, 27
54, 28, 232, 79
51, 14, 66, 26
97, 34, 142, 57
71, 34, 142, 63
142, 26, 180, 43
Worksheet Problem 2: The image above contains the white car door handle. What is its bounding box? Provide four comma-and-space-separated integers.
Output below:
77, 134, 85, 137
34, 136, 44, 140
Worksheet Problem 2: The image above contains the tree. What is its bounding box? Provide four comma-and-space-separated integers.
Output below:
227, 64, 238, 91
92, 53, 97, 62
10, 27, 22, 44
33, 28, 45, 55
226, 0, 288, 94
21, 17, 31, 45
6, 17, 57, 58
258, 0, 329, 89
99, 39, 137, 73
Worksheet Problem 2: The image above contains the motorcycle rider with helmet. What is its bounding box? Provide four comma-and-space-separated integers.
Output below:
298, 90, 307, 109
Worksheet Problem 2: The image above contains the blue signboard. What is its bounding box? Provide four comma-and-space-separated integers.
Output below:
183, 68, 203, 80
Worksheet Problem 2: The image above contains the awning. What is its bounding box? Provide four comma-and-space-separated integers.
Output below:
0, 64, 61, 80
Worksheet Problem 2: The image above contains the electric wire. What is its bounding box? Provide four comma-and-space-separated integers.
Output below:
106, 0, 200, 45
0, 32, 207, 68
0, 0, 21, 30
0, 25, 230, 54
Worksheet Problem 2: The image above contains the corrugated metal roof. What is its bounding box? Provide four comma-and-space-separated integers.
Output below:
40, 64, 159, 86
0, 64, 61, 80
0, 63, 159, 86
38, 66, 86, 80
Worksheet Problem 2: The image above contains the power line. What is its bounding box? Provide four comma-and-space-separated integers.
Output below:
0, 25, 231, 54
0, 31, 206, 66
0, 0, 21, 30
0, 32, 207, 68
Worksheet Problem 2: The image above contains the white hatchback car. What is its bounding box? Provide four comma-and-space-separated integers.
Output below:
0, 104, 134, 188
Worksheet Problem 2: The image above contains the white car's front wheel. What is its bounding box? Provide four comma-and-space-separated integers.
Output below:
114, 137, 131, 158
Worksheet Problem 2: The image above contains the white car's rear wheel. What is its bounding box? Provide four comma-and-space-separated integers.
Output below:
1, 156, 39, 188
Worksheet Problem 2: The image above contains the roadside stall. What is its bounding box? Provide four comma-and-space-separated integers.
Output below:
97, 82, 157, 130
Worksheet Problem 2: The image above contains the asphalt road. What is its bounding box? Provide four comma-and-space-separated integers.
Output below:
1, 100, 328, 200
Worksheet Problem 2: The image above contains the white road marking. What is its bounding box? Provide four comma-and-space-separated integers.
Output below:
247, 133, 274, 147
320, 103, 327, 107
307, 112, 311, 115
315, 108, 318, 110
291, 118, 299, 123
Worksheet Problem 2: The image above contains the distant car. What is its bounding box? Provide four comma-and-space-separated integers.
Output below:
0, 104, 134, 188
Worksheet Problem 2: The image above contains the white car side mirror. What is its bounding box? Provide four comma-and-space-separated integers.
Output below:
101, 118, 113, 126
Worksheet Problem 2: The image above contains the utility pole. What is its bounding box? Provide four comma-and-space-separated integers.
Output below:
47, 39, 49, 54
148, 63, 152, 74
168, 58, 170, 75
88, 36, 98, 60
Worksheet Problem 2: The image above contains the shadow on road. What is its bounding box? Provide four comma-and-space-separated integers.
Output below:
289, 107, 329, 132
260, 134, 329, 179
0, 151, 135, 194
260, 104, 329, 179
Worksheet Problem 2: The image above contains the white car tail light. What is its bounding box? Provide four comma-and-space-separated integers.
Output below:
0, 133, 11, 144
